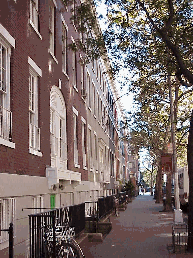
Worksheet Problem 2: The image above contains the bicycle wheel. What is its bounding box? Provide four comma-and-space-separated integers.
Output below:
58, 242, 80, 258
70, 238, 85, 258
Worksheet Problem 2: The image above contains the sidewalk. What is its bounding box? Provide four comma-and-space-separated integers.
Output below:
79, 195, 193, 258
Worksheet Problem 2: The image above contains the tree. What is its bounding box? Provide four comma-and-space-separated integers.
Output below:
124, 180, 135, 196
101, 0, 193, 85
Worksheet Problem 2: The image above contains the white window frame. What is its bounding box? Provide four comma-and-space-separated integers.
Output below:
0, 24, 15, 149
61, 15, 68, 76
71, 37, 77, 89
29, 0, 42, 39
94, 132, 97, 161
0, 198, 16, 250
73, 107, 79, 167
80, 58, 85, 91
28, 57, 42, 157
81, 117, 87, 169
49, 0, 57, 59
50, 86, 67, 164
72, 51, 77, 89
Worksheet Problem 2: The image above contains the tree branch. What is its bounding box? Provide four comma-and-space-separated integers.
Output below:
165, 0, 174, 29
135, 0, 193, 85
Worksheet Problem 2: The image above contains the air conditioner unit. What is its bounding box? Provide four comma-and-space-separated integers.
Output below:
81, 89, 87, 99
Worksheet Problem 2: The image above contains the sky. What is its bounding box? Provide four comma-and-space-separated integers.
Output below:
95, 2, 135, 113
95, 1, 150, 176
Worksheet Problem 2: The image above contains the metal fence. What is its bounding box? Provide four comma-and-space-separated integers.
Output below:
172, 224, 188, 253
118, 192, 127, 205
98, 195, 114, 219
85, 201, 98, 218
0, 223, 13, 258
28, 203, 85, 258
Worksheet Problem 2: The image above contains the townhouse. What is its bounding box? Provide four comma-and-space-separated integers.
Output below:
0, 0, 131, 256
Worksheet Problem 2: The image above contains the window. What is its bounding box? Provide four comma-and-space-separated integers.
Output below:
71, 0, 76, 26
81, 117, 86, 168
49, 0, 56, 56
50, 112, 66, 159
50, 86, 67, 165
0, 198, 16, 246
28, 57, 42, 156
32, 195, 43, 214
87, 72, 91, 108
30, 0, 39, 31
72, 50, 77, 88
80, 62, 85, 91
73, 107, 79, 167
94, 133, 97, 160
0, 44, 12, 142
0, 24, 15, 148
99, 147, 103, 164
62, 21, 68, 75
92, 82, 95, 115
88, 127, 92, 158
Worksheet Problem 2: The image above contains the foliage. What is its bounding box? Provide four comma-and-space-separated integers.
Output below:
101, 0, 193, 85
141, 167, 157, 188
124, 180, 135, 192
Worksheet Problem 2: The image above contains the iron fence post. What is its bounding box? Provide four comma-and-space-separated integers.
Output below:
52, 211, 56, 258
9, 222, 14, 258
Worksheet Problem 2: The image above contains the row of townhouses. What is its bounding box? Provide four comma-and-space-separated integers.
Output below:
0, 0, 138, 256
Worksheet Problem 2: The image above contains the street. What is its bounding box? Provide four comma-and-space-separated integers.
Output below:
80, 194, 193, 257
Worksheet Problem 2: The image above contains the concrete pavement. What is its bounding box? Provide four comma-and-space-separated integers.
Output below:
79, 194, 193, 258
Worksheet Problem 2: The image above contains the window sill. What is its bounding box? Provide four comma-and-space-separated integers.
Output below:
0, 138, 15, 149
49, 50, 58, 64
29, 20, 42, 40
62, 70, 69, 80
88, 107, 92, 112
73, 85, 78, 93
29, 148, 42, 157
83, 166, 87, 170
81, 96, 86, 102
75, 164, 80, 168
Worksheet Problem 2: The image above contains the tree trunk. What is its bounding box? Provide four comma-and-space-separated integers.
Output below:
188, 110, 193, 252
155, 161, 162, 203
165, 170, 172, 211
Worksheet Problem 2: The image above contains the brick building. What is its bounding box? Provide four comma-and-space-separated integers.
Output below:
0, 0, 132, 256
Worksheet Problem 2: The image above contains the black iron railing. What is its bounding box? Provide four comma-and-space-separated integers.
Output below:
28, 203, 85, 258
0, 223, 14, 258
172, 223, 188, 253
98, 195, 114, 219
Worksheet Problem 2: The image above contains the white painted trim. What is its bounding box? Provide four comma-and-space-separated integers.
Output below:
29, 148, 43, 157
72, 106, 78, 116
0, 138, 15, 149
49, 50, 58, 64
81, 116, 86, 124
88, 124, 91, 130
71, 36, 75, 43
52, 0, 57, 8
29, 20, 42, 40
61, 14, 68, 31
0, 23, 15, 48
28, 57, 42, 77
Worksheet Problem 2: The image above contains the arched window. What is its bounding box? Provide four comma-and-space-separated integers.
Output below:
50, 86, 67, 169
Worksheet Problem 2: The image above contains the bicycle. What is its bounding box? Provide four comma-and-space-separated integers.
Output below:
43, 219, 85, 258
